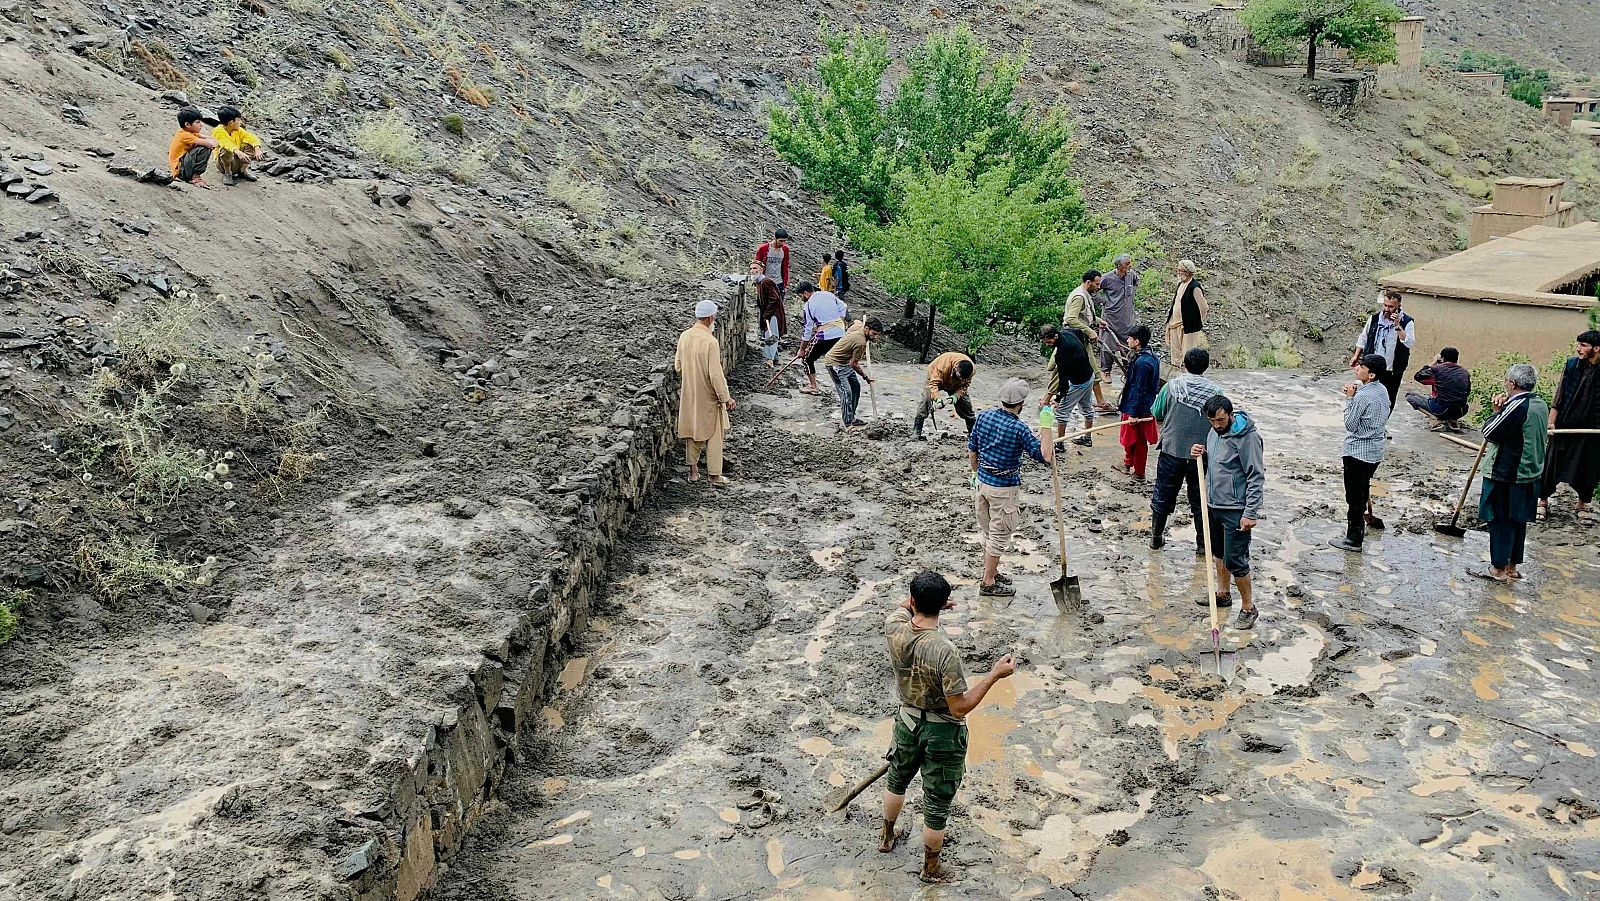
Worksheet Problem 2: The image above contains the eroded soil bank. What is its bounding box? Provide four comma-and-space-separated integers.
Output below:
434, 362, 1600, 900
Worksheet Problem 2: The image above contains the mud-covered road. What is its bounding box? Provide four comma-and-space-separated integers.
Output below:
436, 361, 1600, 901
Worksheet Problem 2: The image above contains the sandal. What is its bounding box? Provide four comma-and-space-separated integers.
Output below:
798, 388, 822, 396
1467, 566, 1509, 583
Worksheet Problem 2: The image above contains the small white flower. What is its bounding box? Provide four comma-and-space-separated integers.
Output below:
224, 451, 236, 460
204, 471, 216, 481
80, 472, 93, 483
223, 481, 234, 490
214, 463, 230, 476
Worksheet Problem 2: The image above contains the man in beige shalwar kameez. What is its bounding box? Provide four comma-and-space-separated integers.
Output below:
1164, 259, 1209, 371
675, 300, 736, 486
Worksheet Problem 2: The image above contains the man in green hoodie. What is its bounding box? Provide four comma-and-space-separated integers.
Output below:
1470, 363, 1549, 583
1190, 394, 1266, 630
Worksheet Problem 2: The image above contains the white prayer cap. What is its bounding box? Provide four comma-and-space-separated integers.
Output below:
695, 300, 718, 318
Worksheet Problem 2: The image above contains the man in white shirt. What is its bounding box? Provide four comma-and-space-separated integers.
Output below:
1349, 290, 1416, 411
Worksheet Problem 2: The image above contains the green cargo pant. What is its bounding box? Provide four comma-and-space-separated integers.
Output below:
885, 714, 967, 831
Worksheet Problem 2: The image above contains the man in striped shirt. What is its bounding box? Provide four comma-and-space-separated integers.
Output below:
968, 379, 1054, 597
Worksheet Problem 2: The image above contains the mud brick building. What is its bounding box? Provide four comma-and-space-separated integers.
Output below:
1544, 97, 1600, 127
1386, 16, 1425, 71
1468, 177, 1579, 247
1379, 221, 1600, 366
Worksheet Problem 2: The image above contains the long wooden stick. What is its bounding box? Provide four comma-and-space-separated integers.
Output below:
1442, 428, 1600, 453
1055, 417, 1153, 443
829, 762, 889, 813
1194, 455, 1222, 668
1444, 440, 1491, 529
863, 335, 879, 418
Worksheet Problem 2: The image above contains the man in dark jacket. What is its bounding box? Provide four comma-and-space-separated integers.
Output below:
1190, 394, 1266, 630
1472, 364, 1549, 582
1540, 330, 1600, 520
831, 249, 851, 297
1040, 324, 1096, 447
1118, 326, 1161, 479
1350, 290, 1416, 411
1149, 348, 1221, 552
1405, 347, 1470, 428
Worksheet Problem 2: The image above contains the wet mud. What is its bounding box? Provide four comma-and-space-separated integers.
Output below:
436, 364, 1600, 901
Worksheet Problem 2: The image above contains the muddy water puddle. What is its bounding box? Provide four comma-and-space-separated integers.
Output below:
436, 368, 1600, 901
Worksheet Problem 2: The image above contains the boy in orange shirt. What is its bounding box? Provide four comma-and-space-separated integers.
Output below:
167, 108, 219, 187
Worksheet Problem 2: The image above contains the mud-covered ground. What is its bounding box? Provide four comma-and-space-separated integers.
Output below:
437, 361, 1600, 901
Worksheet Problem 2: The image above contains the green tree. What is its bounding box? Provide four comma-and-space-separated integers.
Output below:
1240, 0, 1403, 81
861, 141, 1151, 352
766, 25, 895, 221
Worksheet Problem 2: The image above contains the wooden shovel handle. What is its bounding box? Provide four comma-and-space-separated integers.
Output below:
1195, 456, 1220, 635
1447, 439, 1491, 528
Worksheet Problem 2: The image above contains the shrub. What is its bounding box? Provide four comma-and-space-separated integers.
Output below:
324, 46, 354, 70
77, 536, 197, 601
443, 112, 465, 135
445, 140, 496, 184
131, 40, 188, 88
353, 110, 425, 170
1467, 352, 1565, 423
1401, 138, 1428, 160
221, 53, 261, 89
109, 290, 210, 381
0, 588, 26, 647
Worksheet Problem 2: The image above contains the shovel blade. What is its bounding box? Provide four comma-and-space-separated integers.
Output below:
1432, 522, 1467, 538
1051, 574, 1081, 612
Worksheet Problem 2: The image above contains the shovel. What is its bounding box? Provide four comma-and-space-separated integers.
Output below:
1048, 432, 1080, 612
1432, 429, 1600, 537
1194, 454, 1223, 673
1435, 438, 1489, 538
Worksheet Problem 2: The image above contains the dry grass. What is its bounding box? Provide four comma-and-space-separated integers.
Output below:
353, 109, 425, 170
579, 19, 620, 59
324, 46, 354, 70
548, 166, 607, 222
132, 40, 188, 88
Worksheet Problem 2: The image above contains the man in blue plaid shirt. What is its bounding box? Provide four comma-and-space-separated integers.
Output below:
968, 378, 1054, 597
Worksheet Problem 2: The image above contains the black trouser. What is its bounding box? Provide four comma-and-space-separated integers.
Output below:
1377, 370, 1402, 411
1150, 452, 1203, 548
1485, 482, 1528, 568
1342, 455, 1380, 545
914, 394, 976, 436
176, 145, 212, 182
803, 337, 838, 376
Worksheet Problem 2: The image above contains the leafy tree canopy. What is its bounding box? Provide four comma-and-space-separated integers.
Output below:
1240, 0, 1402, 79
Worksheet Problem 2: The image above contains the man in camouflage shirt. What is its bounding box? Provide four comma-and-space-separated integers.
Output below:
881, 570, 1015, 882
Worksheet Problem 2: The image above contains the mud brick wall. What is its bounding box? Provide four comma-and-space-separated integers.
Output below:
341, 284, 749, 901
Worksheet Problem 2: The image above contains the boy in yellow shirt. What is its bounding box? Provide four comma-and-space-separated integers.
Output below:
211, 106, 266, 186
167, 108, 219, 187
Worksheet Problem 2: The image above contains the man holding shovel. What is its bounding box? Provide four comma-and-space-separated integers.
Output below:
969, 378, 1054, 598
1471, 364, 1548, 582
1191, 394, 1265, 630
880, 570, 1015, 883
914, 352, 977, 440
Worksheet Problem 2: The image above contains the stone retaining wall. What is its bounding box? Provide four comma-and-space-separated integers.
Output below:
340, 280, 750, 901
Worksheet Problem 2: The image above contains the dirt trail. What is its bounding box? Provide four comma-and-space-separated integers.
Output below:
435, 361, 1600, 900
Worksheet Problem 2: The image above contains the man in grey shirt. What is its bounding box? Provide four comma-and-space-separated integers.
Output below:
1331, 354, 1392, 553
1098, 255, 1140, 379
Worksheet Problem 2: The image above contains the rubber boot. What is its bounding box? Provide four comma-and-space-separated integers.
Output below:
1149, 512, 1168, 549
